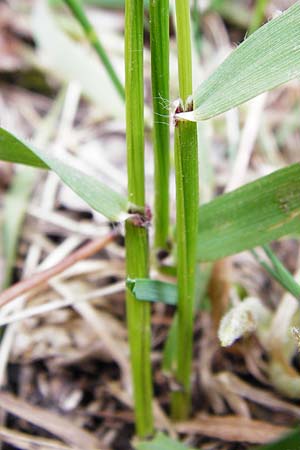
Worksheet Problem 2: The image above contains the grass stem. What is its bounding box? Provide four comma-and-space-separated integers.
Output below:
125, 0, 153, 437
171, 0, 199, 420
149, 0, 170, 254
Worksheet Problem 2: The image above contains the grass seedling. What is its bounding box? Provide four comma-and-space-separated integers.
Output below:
171, 0, 199, 420
124, 0, 153, 437
149, 0, 170, 255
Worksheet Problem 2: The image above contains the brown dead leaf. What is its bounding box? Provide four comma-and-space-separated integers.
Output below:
176, 414, 289, 443
0, 391, 102, 450
216, 371, 300, 419
0, 425, 72, 450
208, 259, 230, 330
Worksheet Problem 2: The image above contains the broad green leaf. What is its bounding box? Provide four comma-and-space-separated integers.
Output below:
253, 428, 300, 450
198, 163, 300, 261
178, 2, 300, 121
135, 433, 196, 450
0, 128, 129, 222
127, 278, 178, 305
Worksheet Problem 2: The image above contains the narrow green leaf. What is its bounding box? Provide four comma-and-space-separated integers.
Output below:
128, 268, 212, 375
262, 245, 300, 298
0, 128, 129, 222
253, 428, 300, 450
178, 2, 300, 121
2, 89, 66, 289
128, 278, 178, 305
198, 163, 300, 261
135, 433, 196, 450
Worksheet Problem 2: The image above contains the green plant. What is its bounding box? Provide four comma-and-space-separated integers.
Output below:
2, 0, 300, 447
171, 0, 199, 420
124, 0, 153, 437
149, 0, 170, 255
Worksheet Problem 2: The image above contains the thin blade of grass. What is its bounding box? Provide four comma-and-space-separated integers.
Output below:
0, 128, 129, 221
260, 245, 300, 298
2, 90, 67, 289
178, 2, 300, 121
198, 163, 300, 261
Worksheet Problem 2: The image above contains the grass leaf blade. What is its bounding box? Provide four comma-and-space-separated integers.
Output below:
128, 278, 178, 305
181, 2, 300, 121
198, 164, 300, 261
0, 128, 129, 222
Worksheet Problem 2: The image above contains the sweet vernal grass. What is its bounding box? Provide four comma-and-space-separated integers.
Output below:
125, 0, 153, 437
3, 2, 300, 447
149, 0, 170, 254
63, 0, 125, 100
171, 0, 199, 420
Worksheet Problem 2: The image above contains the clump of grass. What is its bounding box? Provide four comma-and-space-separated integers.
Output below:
2, 1, 300, 448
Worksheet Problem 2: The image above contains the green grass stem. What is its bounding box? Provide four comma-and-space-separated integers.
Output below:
171, 0, 199, 420
125, 0, 153, 437
63, 0, 125, 100
149, 0, 170, 254
174, 0, 193, 100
